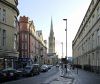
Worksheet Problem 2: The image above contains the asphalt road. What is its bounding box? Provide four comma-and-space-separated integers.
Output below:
2, 66, 59, 84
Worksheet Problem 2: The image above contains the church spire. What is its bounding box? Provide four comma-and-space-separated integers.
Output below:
49, 17, 55, 54
50, 17, 54, 36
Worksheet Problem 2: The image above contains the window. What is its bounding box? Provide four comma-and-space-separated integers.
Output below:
21, 52, 24, 58
97, 29, 100, 46
88, 37, 90, 50
97, 6, 100, 19
2, 9, 6, 22
92, 0, 94, 5
22, 43, 24, 49
97, 29, 100, 36
25, 42, 27, 49
13, 17, 17, 28
14, 34, 17, 49
22, 33, 24, 41
49, 42, 52, 46
0, 28, 1, 46
92, 14, 94, 19
0, 8, 1, 20
2, 29, 6, 46
0, 58, 4, 70
25, 34, 27, 41
14, 0, 18, 5
24, 52, 27, 57
92, 33, 94, 49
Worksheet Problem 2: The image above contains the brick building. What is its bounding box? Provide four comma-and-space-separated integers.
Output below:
18, 16, 47, 67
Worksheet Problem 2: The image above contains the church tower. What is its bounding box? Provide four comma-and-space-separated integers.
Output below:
48, 18, 55, 54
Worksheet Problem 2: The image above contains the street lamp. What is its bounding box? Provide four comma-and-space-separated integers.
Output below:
61, 42, 63, 59
63, 18, 67, 73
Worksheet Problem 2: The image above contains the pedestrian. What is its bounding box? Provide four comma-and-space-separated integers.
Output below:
59, 63, 64, 76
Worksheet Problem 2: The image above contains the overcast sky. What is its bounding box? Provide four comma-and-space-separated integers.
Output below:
18, 0, 91, 58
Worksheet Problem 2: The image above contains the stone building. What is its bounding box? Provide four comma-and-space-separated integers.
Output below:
0, 0, 19, 69
72, 0, 100, 73
48, 18, 58, 65
18, 16, 47, 67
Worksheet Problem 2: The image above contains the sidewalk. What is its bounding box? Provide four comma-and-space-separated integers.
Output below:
43, 67, 100, 84
43, 68, 74, 84
71, 68, 100, 84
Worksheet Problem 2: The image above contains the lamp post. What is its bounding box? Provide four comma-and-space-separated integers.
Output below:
63, 18, 67, 73
61, 42, 63, 59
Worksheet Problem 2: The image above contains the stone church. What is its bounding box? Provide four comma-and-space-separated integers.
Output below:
48, 18, 58, 65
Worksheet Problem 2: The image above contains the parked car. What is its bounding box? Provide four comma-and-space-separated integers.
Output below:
0, 68, 23, 81
0, 71, 5, 83
32, 64, 40, 75
56, 64, 59, 68
23, 64, 40, 76
40, 65, 48, 72
47, 65, 53, 69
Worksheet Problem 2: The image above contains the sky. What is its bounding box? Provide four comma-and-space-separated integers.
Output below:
18, 0, 91, 58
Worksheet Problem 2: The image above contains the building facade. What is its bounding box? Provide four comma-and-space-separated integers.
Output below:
18, 16, 47, 67
0, 0, 19, 69
72, 0, 100, 73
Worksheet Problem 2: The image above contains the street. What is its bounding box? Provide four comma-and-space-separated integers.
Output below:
2, 66, 59, 84
1, 66, 100, 84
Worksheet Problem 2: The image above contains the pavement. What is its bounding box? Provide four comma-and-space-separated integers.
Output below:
43, 67, 100, 84
42, 67, 74, 84
71, 68, 100, 84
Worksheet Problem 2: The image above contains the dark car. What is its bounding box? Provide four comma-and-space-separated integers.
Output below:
0, 71, 5, 83
0, 68, 23, 81
40, 65, 48, 72
47, 65, 53, 69
23, 64, 40, 76
32, 64, 40, 75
